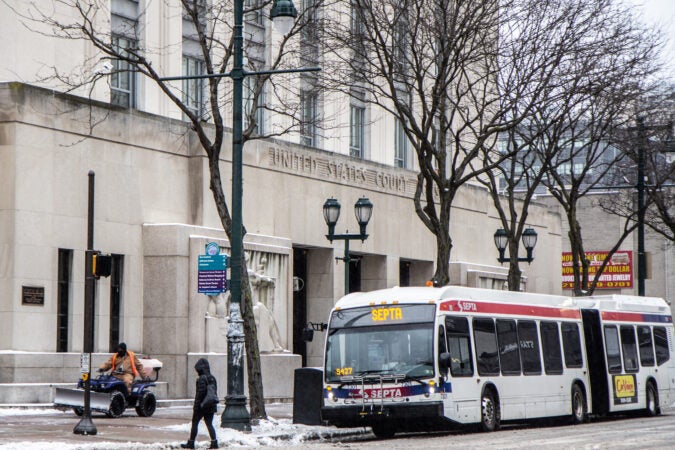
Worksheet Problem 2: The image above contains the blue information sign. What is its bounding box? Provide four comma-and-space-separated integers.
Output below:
198, 254, 229, 294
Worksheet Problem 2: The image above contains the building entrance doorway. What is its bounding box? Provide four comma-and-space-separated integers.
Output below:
293, 247, 308, 366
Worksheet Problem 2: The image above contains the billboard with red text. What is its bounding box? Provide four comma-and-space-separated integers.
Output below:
562, 250, 633, 290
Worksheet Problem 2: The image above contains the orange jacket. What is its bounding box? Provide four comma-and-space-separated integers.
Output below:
100, 351, 143, 378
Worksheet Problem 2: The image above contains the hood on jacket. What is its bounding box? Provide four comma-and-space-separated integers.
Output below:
194, 358, 211, 376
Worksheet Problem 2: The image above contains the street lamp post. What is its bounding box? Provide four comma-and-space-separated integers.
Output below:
323, 197, 374, 294
158, 0, 318, 431
220, 0, 304, 431
493, 227, 538, 264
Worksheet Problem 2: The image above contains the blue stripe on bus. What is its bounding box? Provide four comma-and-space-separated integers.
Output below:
325, 382, 452, 399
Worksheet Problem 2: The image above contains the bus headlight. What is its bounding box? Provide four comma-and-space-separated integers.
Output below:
425, 380, 436, 397
325, 386, 336, 402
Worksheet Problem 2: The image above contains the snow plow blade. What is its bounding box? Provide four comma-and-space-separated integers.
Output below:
54, 388, 112, 411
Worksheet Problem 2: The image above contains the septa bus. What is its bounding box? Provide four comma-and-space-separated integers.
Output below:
320, 286, 674, 438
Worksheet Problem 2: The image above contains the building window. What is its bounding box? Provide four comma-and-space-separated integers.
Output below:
182, 56, 205, 119
350, 0, 364, 36
350, 105, 365, 158
244, 0, 265, 26
394, 118, 409, 168
108, 254, 124, 352
111, 35, 137, 108
301, 91, 318, 147
244, 76, 265, 136
57, 249, 73, 353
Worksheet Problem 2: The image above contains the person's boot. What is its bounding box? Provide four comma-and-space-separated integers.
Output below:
180, 441, 195, 449
209, 440, 219, 449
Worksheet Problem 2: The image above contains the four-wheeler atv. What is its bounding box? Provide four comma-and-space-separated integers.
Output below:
71, 372, 157, 418
54, 358, 162, 418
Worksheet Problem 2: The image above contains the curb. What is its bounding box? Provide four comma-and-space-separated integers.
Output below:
0, 397, 292, 410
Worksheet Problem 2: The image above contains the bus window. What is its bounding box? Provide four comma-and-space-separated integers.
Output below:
473, 318, 500, 376
561, 323, 583, 368
620, 326, 639, 372
540, 321, 563, 374
445, 317, 473, 377
604, 325, 622, 373
497, 319, 521, 375
438, 325, 448, 375
517, 320, 542, 375
654, 327, 670, 366
637, 326, 655, 367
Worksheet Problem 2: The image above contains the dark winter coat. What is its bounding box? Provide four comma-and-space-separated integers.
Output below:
193, 358, 218, 414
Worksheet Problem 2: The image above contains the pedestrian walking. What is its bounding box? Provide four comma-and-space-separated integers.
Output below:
181, 358, 219, 449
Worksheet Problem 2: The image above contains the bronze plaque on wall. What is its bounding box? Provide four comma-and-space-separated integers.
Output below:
22, 286, 45, 305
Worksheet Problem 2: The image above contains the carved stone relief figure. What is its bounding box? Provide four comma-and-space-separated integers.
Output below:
246, 251, 289, 353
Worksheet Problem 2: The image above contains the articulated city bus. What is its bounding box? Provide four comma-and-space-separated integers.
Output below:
320, 286, 674, 438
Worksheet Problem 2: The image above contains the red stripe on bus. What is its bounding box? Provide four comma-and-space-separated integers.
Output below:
600, 311, 672, 323
439, 300, 581, 319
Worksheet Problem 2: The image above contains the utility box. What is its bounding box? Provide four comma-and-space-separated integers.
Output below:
292, 367, 324, 425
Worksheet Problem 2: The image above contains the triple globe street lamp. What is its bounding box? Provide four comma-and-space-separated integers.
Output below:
323, 197, 374, 295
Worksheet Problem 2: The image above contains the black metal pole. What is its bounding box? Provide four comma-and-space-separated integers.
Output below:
637, 118, 646, 296
344, 239, 350, 295
74, 171, 97, 435
221, 0, 251, 431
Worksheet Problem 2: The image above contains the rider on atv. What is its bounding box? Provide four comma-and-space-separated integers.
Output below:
98, 342, 144, 393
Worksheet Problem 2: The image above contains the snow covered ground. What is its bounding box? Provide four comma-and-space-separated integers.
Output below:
0, 405, 367, 449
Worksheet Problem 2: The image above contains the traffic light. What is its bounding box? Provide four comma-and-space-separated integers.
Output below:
92, 252, 113, 278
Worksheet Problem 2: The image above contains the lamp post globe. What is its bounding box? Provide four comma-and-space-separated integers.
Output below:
323, 198, 341, 238
354, 197, 373, 238
270, 0, 298, 35
493, 228, 508, 252
522, 228, 538, 251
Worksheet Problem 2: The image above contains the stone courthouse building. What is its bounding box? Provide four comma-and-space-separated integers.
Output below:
0, 0, 669, 403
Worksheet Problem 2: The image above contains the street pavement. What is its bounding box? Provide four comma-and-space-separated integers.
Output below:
0, 401, 368, 449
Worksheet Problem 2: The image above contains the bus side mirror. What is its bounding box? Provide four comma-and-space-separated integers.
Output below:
439, 352, 451, 370
302, 327, 314, 342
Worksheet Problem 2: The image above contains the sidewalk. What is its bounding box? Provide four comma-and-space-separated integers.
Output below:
0, 401, 369, 449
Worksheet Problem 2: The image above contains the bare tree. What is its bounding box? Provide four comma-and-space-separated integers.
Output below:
320, 0, 557, 285
319, 0, 659, 287
599, 88, 675, 243
9, 0, 325, 419
476, 0, 662, 295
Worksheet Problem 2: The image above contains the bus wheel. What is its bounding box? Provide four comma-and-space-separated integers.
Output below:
371, 423, 395, 439
646, 382, 659, 417
480, 389, 500, 432
571, 384, 588, 424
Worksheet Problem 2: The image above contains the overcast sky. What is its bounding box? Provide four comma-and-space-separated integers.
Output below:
633, 0, 675, 75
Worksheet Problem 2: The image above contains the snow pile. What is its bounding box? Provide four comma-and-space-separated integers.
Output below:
163, 413, 362, 447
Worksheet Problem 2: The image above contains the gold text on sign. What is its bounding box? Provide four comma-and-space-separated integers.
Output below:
371, 307, 403, 322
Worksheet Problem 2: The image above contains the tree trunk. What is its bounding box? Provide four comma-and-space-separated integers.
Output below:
241, 271, 267, 420
207, 156, 267, 420
507, 246, 522, 292
433, 234, 452, 286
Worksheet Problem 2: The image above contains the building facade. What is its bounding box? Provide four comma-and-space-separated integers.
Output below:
0, 82, 562, 399
5, 0, 657, 401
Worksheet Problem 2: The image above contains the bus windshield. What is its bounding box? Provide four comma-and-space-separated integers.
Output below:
325, 304, 436, 383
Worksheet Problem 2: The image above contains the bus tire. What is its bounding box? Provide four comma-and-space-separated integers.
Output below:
646, 382, 659, 417
480, 388, 500, 432
570, 384, 588, 424
371, 423, 395, 439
